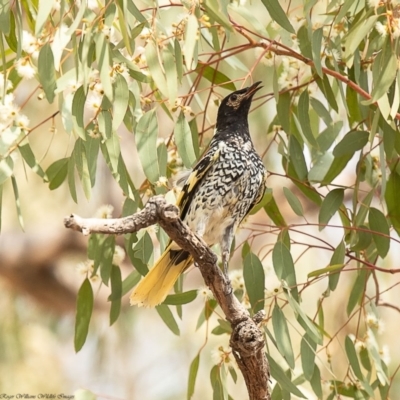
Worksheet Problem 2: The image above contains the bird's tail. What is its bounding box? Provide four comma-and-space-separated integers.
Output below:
130, 244, 193, 307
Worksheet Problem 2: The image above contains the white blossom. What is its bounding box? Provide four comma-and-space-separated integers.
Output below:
211, 344, 234, 366
22, 30, 39, 56
229, 269, 245, 291
15, 58, 36, 79
198, 286, 213, 300
15, 114, 30, 130
95, 204, 114, 219
113, 245, 125, 265
375, 21, 388, 37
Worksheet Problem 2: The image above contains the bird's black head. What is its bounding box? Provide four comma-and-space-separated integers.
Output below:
216, 81, 262, 131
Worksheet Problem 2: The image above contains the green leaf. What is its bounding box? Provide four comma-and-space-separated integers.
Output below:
322, 153, 352, 184
71, 86, 87, 139
169, 38, 182, 85
310, 365, 323, 398
35, 0, 54, 35
298, 90, 318, 148
121, 269, 141, 296
11, 176, 24, 230
203, 0, 233, 33
0, 156, 14, 185
315, 75, 338, 112
243, 252, 265, 313
371, 47, 397, 103
272, 305, 295, 369
74, 278, 94, 352
345, 335, 363, 381
333, 130, 369, 157
289, 135, 308, 181
264, 193, 287, 227
285, 291, 323, 345
368, 208, 390, 258
210, 365, 225, 400
319, 189, 344, 229
312, 28, 323, 77
308, 263, 344, 279
74, 138, 92, 199
68, 157, 78, 203
347, 269, 368, 316
109, 265, 122, 326
100, 236, 115, 286
112, 74, 129, 131
156, 304, 180, 336
145, 41, 168, 98
174, 111, 197, 168
184, 14, 198, 69
95, 32, 113, 101
283, 187, 303, 216
0, 0, 10, 34
38, 43, 57, 103
250, 188, 272, 215
266, 354, 306, 398
187, 354, 200, 400
164, 47, 177, 105
163, 290, 198, 305
360, 347, 371, 372
135, 109, 160, 183
272, 241, 298, 301
277, 91, 291, 134
19, 144, 46, 179
46, 158, 69, 190
343, 14, 378, 62
301, 334, 317, 381
261, 0, 295, 33
195, 64, 236, 91
385, 170, 400, 235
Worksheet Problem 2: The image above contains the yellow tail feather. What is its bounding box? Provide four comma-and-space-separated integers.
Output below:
130, 245, 193, 307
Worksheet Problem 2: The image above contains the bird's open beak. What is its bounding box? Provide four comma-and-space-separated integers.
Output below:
244, 81, 263, 98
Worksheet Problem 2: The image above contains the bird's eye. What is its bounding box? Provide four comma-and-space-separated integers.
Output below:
231, 94, 238, 101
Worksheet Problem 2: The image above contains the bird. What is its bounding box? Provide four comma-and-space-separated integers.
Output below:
130, 81, 266, 307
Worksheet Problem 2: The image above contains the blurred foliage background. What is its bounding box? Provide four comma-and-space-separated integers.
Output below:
1, 0, 400, 399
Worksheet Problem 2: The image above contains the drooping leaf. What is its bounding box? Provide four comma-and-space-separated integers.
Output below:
243, 252, 265, 313
38, 43, 57, 103
318, 189, 344, 229
74, 278, 94, 352
163, 290, 198, 305
266, 354, 306, 398
174, 111, 197, 168
156, 304, 180, 336
301, 334, 317, 381
368, 208, 390, 258
195, 63, 236, 91
109, 265, 122, 326
272, 305, 295, 369
385, 170, 400, 235
187, 354, 200, 400
333, 130, 369, 157
46, 158, 69, 190
135, 109, 160, 184
283, 187, 304, 217
261, 0, 295, 33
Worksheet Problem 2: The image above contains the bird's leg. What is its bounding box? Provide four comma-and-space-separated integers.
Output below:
221, 225, 234, 276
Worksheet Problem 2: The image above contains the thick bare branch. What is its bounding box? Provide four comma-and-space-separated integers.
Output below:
64, 195, 270, 400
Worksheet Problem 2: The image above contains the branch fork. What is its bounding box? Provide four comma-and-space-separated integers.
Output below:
64, 195, 270, 400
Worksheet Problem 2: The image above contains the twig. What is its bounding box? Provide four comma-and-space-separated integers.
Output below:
64, 195, 271, 400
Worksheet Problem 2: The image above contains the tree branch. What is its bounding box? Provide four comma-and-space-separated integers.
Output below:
64, 195, 270, 400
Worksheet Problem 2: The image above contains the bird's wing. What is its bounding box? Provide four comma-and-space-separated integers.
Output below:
176, 146, 221, 220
